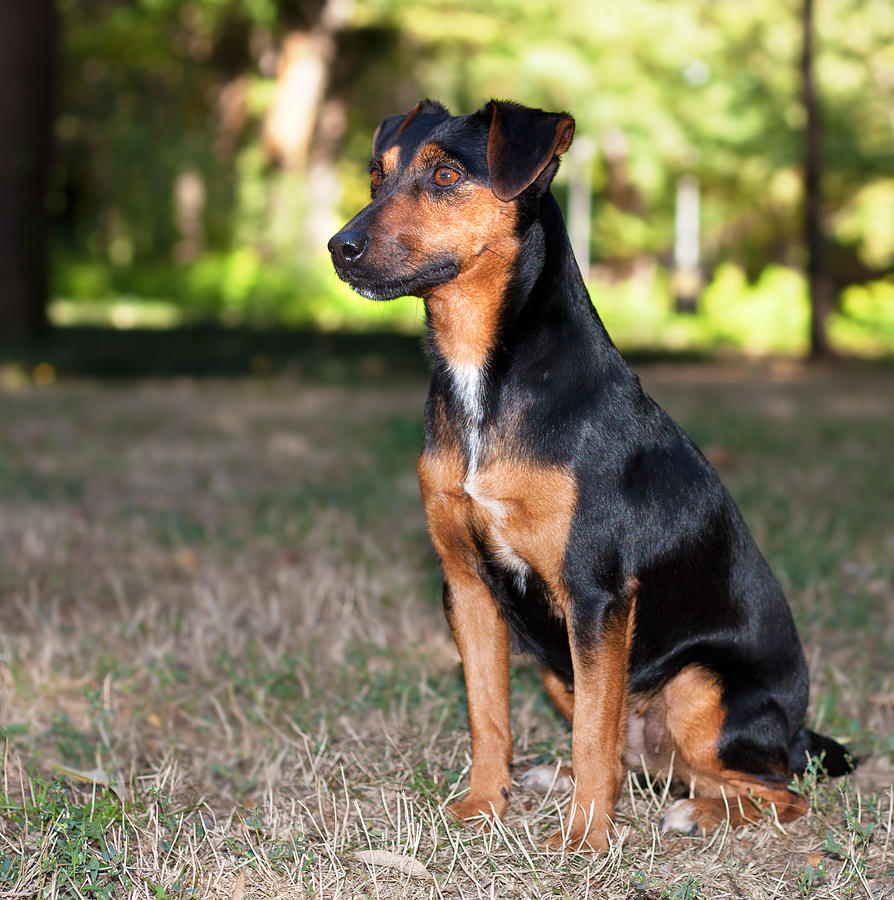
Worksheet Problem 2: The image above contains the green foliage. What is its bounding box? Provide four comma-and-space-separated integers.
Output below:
1, 775, 130, 900
666, 876, 700, 900
50, 0, 894, 354
797, 861, 825, 899
833, 180, 894, 270
830, 281, 894, 355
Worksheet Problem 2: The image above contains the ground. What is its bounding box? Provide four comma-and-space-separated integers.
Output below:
1, 355, 892, 899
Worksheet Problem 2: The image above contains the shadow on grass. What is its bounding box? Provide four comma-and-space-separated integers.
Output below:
2, 327, 430, 380
0, 326, 731, 380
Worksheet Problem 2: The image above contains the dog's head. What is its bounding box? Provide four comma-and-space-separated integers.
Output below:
328, 100, 575, 301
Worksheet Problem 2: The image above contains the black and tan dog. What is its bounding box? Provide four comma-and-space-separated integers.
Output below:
328, 100, 851, 851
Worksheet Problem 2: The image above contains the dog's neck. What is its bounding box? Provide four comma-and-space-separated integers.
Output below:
423, 230, 520, 369
422, 192, 629, 472
428, 195, 618, 372
422, 229, 521, 473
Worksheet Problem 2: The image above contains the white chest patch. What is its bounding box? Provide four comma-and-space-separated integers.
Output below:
449, 361, 484, 476
448, 362, 531, 593
463, 472, 530, 592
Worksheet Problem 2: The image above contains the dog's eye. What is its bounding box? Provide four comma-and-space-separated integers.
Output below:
433, 166, 461, 187
370, 167, 383, 187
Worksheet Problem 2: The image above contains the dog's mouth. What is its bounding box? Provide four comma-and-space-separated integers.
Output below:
332, 257, 460, 301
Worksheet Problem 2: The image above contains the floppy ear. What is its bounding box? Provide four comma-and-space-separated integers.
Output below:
372, 99, 450, 155
485, 100, 575, 202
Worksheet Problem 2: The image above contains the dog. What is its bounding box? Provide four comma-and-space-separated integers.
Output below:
328, 99, 852, 851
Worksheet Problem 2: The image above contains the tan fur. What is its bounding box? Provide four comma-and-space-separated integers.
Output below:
663, 665, 727, 774
380, 145, 400, 173
541, 667, 574, 722
417, 446, 512, 819
538, 660, 807, 846
670, 791, 808, 832
418, 446, 578, 823
547, 588, 636, 852
372, 174, 518, 369
410, 142, 449, 172
417, 450, 577, 611
464, 459, 576, 597
658, 665, 807, 829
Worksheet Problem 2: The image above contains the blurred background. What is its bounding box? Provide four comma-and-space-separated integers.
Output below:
2, 0, 894, 365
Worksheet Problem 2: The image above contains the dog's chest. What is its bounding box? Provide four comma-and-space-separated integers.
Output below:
448, 361, 486, 475
418, 437, 577, 602
462, 469, 529, 583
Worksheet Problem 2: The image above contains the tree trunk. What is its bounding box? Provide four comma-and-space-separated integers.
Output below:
0, 0, 57, 343
263, 0, 352, 171
567, 135, 596, 277
801, 0, 833, 360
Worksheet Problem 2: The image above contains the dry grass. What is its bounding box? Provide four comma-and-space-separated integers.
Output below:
0, 360, 892, 898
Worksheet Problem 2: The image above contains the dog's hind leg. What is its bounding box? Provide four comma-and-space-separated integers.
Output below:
518, 667, 575, 796
541, 666, 574, 722
657, 666, 808, 835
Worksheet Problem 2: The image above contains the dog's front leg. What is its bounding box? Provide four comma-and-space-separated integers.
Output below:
419, 451, 512, 821
548, 592, 635, 852
443, 578, 512, 821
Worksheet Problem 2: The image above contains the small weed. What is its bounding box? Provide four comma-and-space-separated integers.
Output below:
48, 714, 97, 768
0, 722, 28, 740
797, 861, 826, 898
662, 875, 700, 899
822, 828, 847, 857
790, 753, 828, 812
410, 760, 441, 800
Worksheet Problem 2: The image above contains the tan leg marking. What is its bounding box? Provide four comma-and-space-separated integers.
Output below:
541, 666, 574, 723
418, 430, 579, 829
661, 784, 808, 835
445, 579, 513, 821
418, 448, 511, 820
548, 587, 637, 852
658, 665, 808, 835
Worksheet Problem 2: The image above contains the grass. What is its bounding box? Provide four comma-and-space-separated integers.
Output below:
0, 353, 892, 898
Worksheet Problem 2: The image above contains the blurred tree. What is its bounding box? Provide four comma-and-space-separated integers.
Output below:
801, 0, 832, 359
264, 0, 350, 169
264, 0, 353, 249
0, 0, 57, 342
361, 0, 894, 338
43, 0, 894, 348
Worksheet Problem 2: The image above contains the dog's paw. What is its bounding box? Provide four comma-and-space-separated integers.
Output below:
448, 792, 507, 823
659, 799, 700, 836
519, 764, 573, 795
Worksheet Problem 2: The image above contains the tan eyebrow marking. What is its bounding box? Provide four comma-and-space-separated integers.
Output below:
381, 145, 400, 172
411, 142, 449, 172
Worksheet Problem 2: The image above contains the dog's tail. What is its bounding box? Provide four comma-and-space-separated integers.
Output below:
790, 727, 855, 778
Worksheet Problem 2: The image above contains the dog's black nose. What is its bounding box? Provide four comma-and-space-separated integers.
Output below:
328, 230, 369, 265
